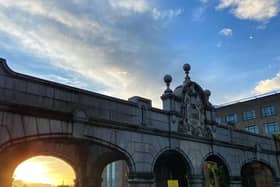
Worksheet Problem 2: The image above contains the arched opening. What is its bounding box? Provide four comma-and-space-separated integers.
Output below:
12, 156, 76, 187
203, 155, 229, 187
101, 160, 129, 187
241, 161, 275, 187
154, 150, 191, 187
87, 147, 132, 187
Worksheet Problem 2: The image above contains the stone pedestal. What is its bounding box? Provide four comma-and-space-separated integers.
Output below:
230, 182, 242, 187
229, 177, 242, 187
275, 178, 280, 187
128, 172, 154, 187
81, 177, 102, 187
189, 175, 204, 187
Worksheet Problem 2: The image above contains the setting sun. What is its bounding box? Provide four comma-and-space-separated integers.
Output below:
13, 156, 76, 186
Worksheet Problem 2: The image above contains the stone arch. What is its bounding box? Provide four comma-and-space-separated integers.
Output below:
241, 159, 277, 187
84, 135, 136, 174
152, 147, 194, 174
0, 137, 81, 187
240, 158, 277, 177
0, 132, 136, 174
0, 134, 137, 187
153, 148, 193, 187
201, 152, 232, 176
202, 152, 230, 187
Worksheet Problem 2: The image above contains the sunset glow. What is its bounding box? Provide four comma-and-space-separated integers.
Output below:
13, 156, 76, 186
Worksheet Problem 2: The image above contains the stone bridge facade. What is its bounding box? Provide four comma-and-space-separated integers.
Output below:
0, 58, 279, 187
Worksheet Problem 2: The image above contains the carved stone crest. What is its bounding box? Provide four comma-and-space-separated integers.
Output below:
176, 64, 213, 138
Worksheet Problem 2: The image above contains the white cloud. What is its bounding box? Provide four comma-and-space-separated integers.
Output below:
255, 73, 280, 93
152, 8, 183, 20
257, 23, 268, 30
219, 28, 233, 36
249, 35, 254, 39
109, 0, 150, 13
217, 0, 279, 21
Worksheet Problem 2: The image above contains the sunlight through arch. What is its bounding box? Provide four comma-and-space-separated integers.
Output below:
12, 156, 76, 187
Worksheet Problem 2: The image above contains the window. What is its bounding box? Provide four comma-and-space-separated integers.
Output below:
243, 110, 256, 120
245, 125, 259, 134
264, 122, 279, 136
262, 105, 276, 117
215, 117, 221, 124
225, 114, 237, 124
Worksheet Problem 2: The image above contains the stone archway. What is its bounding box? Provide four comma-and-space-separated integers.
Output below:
241, 161, 275, 187
0, 136, 135, 187
203, 155, 229, 187
87, 148, 132, 187
154, 150, 191, 187
0, 138, 82, 187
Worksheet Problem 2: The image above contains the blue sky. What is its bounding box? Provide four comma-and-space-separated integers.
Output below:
0, 0, 280, 108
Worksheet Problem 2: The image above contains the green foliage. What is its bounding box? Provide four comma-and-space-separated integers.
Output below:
273, 132, 280, 140
207, 164, 228, 187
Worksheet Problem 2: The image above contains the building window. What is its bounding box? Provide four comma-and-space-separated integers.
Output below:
215, 117, 221, 124
112, 162, 116, 187
225, 114, 237, 124
264, 122, 279, 136
243, 110, 256, 120
106, 164, 111, 186
245, 125, 259, 134
262, 105, 276, 117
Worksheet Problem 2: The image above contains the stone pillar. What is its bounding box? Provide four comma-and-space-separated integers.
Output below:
275, 178, 280, 187
128, 172, 155, 187
80, 177, 102, 187
0, 176, 12, 187
230, 177, 242, 187
189, 175, 203, 187
0, 171, 13, 187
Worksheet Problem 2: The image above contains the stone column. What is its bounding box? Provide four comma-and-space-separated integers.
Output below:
80, 177, 102, 187
189, 175, 204, 187
275, 178, 280, 187
0, 171, 13, 187
0, 176, 12, 187
229, 177, 242, 187
128, 172, 155, 187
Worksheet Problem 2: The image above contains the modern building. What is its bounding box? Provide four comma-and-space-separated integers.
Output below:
215, 90, 280, 136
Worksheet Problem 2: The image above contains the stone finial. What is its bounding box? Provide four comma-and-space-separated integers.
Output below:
0, 57, 6, 63
163, 74, 172, 93
204, 89, 211, 97
183, 63, 191, 81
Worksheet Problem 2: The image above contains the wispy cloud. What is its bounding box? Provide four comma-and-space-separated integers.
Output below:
219, 28, 233, 36
109, 0, 150, 13
199, 0, 209, 3
216, 41, 223, 48
152, 8, 183, 20
217, 0, 279, 22
0, 0, 184, 108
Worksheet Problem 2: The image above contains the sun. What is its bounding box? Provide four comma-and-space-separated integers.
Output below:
13, 156, 76, 186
